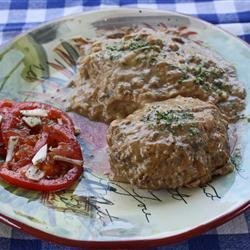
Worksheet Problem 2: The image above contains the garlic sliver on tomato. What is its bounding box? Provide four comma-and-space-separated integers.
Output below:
32, 144, 47, 165
57, 118, 63, 125
25, 164, 45, 181
5, 136, 19, 162
53, 155, 83, 167
20, 109, 48, 117
22, 116, 42, 128
0, 114, 3, 123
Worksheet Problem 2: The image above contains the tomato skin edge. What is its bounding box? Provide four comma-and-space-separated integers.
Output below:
0, 165, 83, 192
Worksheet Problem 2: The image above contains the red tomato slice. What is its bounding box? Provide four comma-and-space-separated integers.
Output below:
17, 101, 75, 133
0, 124, 83, 191
0, 163, 83, 192
0, 100, 76, 152
0, 100, 83, 192
0, 99, 16, 109
0, 100, 17, 156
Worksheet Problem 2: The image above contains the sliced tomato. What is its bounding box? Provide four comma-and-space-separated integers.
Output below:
0, 100, 17, 156
0, 163, 83, 192
0, 124, 83, 191
16, 101, 75, 133
0, 100, 83, 192
5, 134, 40, 171
0, 99, 16, 109
0, 100, 76, 151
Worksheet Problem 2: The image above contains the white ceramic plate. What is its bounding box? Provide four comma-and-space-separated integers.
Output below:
0, 8, 249, 248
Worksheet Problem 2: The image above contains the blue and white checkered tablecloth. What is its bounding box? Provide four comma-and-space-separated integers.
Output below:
0, 1, 249, 250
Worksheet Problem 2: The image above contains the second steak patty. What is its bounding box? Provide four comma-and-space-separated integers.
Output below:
107, 96, 233, 189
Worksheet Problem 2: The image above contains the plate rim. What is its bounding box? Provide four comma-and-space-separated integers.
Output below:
1, 7, 249, 50
0, 7, 249, 248
0, 202, 249, 248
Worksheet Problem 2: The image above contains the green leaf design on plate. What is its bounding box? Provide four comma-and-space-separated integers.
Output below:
14, 210, 46, 224
60, 40, 79, 68
43, 190, 93, 216
54, 41, 79, 72
3, 185, 41, 202
5, 35, 49, 82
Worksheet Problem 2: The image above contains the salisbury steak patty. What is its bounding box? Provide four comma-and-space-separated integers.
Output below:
107, 96, 233, 189
70, 26, 245, 123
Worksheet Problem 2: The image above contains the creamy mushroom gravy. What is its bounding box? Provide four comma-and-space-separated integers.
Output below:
69, 26, 245, 123
68, 25, 246, 189
107, 96, 232, 189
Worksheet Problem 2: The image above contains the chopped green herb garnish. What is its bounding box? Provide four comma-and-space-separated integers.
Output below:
143, 108, 196, 134
106, 38, 156, 52
178, 73, 189, 83
109, 53, 122, 60
106, 42, 123, 51
188, 127, 199, 136
179, 62, 226, 93
155, 110, 194, 125
127, 39, 149, 50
